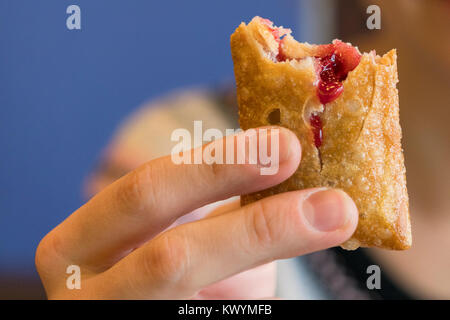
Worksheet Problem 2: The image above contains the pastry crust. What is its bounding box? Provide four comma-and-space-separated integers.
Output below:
231, 17, 411, 250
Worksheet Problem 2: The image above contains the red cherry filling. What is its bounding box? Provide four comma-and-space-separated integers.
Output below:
316, 53, 345, 104
310, 41, 361, 149
310, 113, 323, 148
259, 18, 361, 151
317, 78, 344, 105
315, 41, 361, 104
276, 45, 287, 62
259, 17, 289, 62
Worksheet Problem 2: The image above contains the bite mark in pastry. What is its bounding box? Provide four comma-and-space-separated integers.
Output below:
230, 17, 411, 250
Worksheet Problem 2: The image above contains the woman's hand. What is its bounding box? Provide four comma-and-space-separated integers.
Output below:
35, 127, 358, 299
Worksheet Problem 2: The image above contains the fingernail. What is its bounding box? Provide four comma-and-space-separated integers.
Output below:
277, 128, 294, 164
239, 127, 298, 173
302, 189, 355, 232
250, 127, 294, 167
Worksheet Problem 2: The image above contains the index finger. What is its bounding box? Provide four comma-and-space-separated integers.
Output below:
38, 127, 301, 273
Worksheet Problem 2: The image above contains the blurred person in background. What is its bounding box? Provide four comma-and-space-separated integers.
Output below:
35, 0, 450, 299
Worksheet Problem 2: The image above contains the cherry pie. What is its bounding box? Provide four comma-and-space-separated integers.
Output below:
231, 17, 411, 250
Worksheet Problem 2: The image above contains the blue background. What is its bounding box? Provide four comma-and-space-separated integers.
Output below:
0, 1, 300, 274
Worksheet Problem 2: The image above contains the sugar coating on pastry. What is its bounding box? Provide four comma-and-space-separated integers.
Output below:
231, 17, 411, 250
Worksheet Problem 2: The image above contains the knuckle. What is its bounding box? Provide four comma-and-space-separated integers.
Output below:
117, 170, 145, 211
35, 236, 49, 274
247, 201, 280, 250
35, 232, 62, 276
116, 163, 158, 216
143, 233, 189, 287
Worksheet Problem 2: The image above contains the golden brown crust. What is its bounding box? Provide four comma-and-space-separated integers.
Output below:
231, 17, 411, 250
